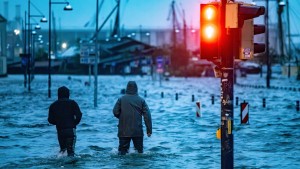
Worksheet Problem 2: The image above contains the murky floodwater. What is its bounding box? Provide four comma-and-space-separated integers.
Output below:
0, 74, 299, 168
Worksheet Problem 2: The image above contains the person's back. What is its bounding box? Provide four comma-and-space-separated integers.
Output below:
48, 86, 82, 156
113, 81, 152, 155
49, 98, 81, 130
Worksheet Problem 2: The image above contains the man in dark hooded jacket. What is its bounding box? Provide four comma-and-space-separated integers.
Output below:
113, 81, 152, 155
48, 86, 82, 156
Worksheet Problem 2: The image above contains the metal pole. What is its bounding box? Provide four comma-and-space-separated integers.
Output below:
48, 0, 52, 98
221, 0, 234, 168
89, 64, 91, 85
266, 0, 271, 88
32, 35, 35, 78
24, 11, 27, 88
277, 0, 284, 63
286, 0, 291, 78
28, 0, 31, 91
94, 0, 99, 107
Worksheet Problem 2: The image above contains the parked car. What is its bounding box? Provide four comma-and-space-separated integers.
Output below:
237, 61, 261, 74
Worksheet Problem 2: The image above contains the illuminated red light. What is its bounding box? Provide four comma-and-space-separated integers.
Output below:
201, 4, 218, 42
200, 3, 219, 59
203, 6, 217, 20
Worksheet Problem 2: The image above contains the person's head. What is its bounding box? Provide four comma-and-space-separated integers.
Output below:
58, 86, 70, 99
126, 81, 138, 95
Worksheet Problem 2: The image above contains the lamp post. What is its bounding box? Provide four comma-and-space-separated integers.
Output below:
145, 32, 151, 45
27, 0, 48, 91
26, 22, 42, 91
48, 0, 72, 98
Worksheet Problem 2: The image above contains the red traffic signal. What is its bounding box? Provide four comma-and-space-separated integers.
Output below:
200, 4, 220, 60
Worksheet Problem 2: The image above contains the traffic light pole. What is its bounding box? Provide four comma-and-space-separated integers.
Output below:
220, 0, 234, 168
200, 1, 265, 167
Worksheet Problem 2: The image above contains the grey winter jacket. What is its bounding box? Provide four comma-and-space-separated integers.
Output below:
113, 81, 152, 137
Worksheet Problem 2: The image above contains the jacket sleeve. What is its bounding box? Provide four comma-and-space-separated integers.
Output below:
113, 98, 121, 119
48, 104, 56, 125
142, 100, 152, 134
73, 101, 82, 125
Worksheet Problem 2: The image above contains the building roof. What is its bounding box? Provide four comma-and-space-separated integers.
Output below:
0, 15, 7, 22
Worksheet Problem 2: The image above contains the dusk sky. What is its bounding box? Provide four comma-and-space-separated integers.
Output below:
1, 0, 299, 40
2, 0, 205, 30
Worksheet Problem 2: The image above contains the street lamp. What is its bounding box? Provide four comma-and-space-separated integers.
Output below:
25, 21, 43, 91
27, 0, 48, 91
145, 32, 151, 44
48, 0, 72, 98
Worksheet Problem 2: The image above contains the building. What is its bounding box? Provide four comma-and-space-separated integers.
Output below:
0, 15, 7, 77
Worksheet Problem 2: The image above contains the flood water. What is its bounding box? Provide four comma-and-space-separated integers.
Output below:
0, 74, 299, 168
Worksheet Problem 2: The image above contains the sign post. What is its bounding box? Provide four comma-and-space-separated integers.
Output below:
156, 56, 164, 86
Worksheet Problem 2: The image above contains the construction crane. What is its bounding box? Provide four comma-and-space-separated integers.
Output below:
167, 0, 181, 49
84, 0, 104, 28
167, 1, 188, 50
89, 0, 122, 40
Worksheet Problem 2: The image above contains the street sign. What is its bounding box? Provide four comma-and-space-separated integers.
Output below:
80, 56, 99, 64
156, 56, 164, 73
80, 43, 97, 64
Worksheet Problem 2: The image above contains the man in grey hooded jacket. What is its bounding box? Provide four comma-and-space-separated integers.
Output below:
113, 81, 152, 155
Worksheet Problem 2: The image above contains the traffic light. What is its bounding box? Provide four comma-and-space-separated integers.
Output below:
200, 3, 220, 60
226, 3, 265, 59
239, 19, 266, 59
253, 24, 266, 54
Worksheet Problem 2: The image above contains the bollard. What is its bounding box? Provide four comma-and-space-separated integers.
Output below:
161, 92, 164, 98
144, 90, 147, 98
216, 127, 221, 139
263, 98, 266, 108
297, 101, 299, 111
175, 93, 178, 100
211, 95, 215, 105
240, 101, 249, 124
84, 81, 90, 86
196, 101, 201, 117
236, 97, 239, 106
192, 95, 195, 102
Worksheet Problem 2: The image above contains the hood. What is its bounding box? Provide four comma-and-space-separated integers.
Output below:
126, 81, 138, 95
58, 86, 70, 99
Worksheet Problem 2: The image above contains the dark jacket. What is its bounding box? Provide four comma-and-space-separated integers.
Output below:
48, 86, 82, 131
113, 81, 152, 137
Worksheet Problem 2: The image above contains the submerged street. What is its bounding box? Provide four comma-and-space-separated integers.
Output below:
0, 74, 299, 168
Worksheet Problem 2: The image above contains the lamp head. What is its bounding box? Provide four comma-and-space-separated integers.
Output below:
64, 3, 73, 11
40, 17, 48, 23
35, 24, 41, 30
279, 1, 286, 6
